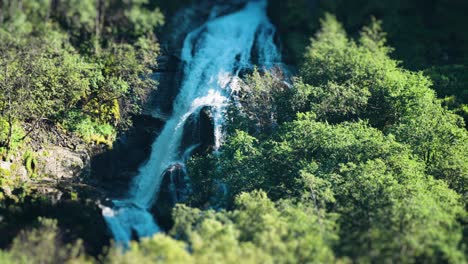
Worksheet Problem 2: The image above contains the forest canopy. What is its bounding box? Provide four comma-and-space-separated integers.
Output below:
0, 0, 467, 264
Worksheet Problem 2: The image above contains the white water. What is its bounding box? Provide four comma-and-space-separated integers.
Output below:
103, 0, 280, 244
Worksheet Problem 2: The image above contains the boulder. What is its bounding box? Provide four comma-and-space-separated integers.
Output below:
37, 146, 90, 180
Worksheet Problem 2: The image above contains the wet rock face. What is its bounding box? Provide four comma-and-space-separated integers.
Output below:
153, 107, 215, 230
181, 106, 215, 155
90, 115, 164, 196
143, 57, 184, 117
152, 164, 191, 230
147, 105, 213, 220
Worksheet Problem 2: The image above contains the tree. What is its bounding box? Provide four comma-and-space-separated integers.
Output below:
0, 0, 163, 147
293, 14, 468, 201
0, 28, 91, 151
170, 191, 338, 264
1, 218, 90, 264
425, 64, 468, 126
211, 114, 466, 262
234, 67, 287, 135
104, 234, 192, 264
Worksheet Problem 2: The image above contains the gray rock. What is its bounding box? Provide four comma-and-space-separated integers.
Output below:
1, 185, 12, 196
2, 159, 28, 183
16, 166, 28, 182
0, 161, 11, 171
37, 146, 90, 179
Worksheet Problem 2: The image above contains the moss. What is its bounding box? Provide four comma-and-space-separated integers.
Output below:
9, 163, 18, 175
89, 134, 114, 148
110, 99, 121, 122
23, 151, 38, 179
70, 191, 78, 201
0, 167, 14, 196
0, 167, 11, 178
0, 148, 7, 160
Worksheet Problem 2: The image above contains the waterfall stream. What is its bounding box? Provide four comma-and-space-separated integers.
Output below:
102, 0, 280, 244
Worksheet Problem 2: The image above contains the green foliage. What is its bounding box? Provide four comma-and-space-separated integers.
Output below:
0, 117, 25, 155
425, 64, 468, 126
125, 1, 165, 37
104, 234, 191, 264
63, 111, 116, 146
299, 14, 408, 127
40, 0, 165, 53
234, 68, 287, 134
0, 167, 13, 201
185, 154, 217, 206
0, 2, 164, 260
151, 0, 195, 15
0, 0, 53, 35
186, 15, 468, 263
1, 1, 467, 263
0, 0, 162, 148
0, 27, 91, 119
290, 15, 468, 201
215, 130, 263, 200
0, 217, 90, 264
170, 191, 338, 264
55, 0, 97, 32
90, 40, 158, 127
105, 192, 338, 263
199, 112, 466, 262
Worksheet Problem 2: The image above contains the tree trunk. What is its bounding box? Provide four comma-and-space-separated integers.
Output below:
3, 64, 12, 154
5, 114, 12, 154
0, 0, 5, 24
17, 0, 23, 13
94, 0, 102, 54
45, 0, 52, 23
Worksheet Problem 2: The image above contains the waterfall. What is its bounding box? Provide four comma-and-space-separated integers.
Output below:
102, 0, 280, 244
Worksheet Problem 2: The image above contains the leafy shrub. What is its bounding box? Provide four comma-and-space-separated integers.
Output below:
62, 111, 116, 147
0, 167, 13, 201
1, 218, 90, 264
0, 117, 25, 156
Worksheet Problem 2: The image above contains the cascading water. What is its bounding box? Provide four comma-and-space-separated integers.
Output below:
102, 0, 280, 244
